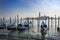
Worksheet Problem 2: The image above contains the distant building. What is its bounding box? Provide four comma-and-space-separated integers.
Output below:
24, 15, 49, 20
37, 15, 49, 20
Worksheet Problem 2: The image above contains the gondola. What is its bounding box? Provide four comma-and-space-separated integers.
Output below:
7, 25, 16, 31
7, 21, 32, 31
7, 24, 29, 30
0, 22, 6, 29
17, 21, 32, 31
17, 24, 29, 31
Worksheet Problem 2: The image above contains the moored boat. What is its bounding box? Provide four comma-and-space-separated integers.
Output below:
7, 21, 32, 31
0, 22, 6, 29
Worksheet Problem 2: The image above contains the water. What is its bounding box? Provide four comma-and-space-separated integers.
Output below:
0, 19, 60, 40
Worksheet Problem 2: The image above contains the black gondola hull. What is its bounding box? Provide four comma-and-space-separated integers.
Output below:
0, 27, 6, 29
7, 27, 16, 31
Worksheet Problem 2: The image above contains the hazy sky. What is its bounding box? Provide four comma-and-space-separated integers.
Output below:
0, 0, 60, 18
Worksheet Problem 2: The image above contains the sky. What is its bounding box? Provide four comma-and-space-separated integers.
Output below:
0, 0, 60, 18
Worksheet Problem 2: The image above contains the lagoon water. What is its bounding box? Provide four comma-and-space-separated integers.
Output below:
0, 19, 60, 40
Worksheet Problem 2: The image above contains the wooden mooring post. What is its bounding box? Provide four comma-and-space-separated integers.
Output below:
55, 15, 56, 34
16, 14, 19, 30
27, 18, 30, 40
37, 12, 40, 33
48, 17, 50, 37
10, 17, 11, 25
51, 17, 53, 27
3, 17, 5, 22
20, 17, 22, 24
15, 16, 16, 24
1, 18, 2, 24
32, 18, 33, 31
48, 17, 49, 30
37, 19, 40, 33
58, 17, 59, 28
17, 14, 19, 26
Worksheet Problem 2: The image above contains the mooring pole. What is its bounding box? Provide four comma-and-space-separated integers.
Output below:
5, 17, 7, 30
20, 17, 22, 24
14, 16, 16, 26
58, 17, 59, 28
15, 16, 16, 24
16, 15, 19, 30
55, 15, 56, 34
37, 19, 39, 32
5, 18, 8, 30
27, 18, 29, 29
48, 17, 49, 37
48, 17, 49, 30
51, 17, 53, 27
1, 18, 2, 24
3, 17, 5, 23
37, 12, 40, 33
27, 18, 30, 40
10, 17, 11, 25
17, 14, 19, 25
32, 18, 33, 31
